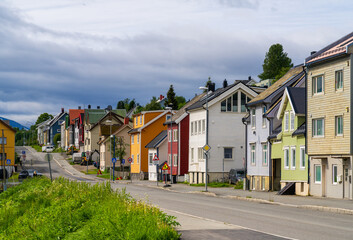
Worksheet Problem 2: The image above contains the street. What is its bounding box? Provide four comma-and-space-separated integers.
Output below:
16, 146, 353, 240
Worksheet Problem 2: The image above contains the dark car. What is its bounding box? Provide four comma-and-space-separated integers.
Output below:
18, 169, 43, 181
229, 169, 245, 184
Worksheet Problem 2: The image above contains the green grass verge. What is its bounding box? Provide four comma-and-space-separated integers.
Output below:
190, 182, 231, 188
31, 145, 42, 152
0, 177, 180, 239
8, 173, 19, 180
234, 180, 243, 189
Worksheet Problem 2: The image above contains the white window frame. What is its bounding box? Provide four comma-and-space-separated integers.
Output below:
191, 122, 194, 136
291, 147, 296, 169
224, 147, 233, 160
135, 117, 138, 125
290, 111, 295, 131
168, 154, 171, 166
131, 154, 134, 164
335, 70, 343, 91
284, 147, 289, 169
315, 165, 322, 184
137, 134, 140, 144
313, 118, 325, 137
0, 137, 7, 145
250, 144, 256, 166
173, 154, 178, 167
262, 106, 267, 128
168, 130, 171, 142
335, 115, 343, 136
332, 164, 338, 185
198, 147, 204, 161
194, 121, 198, 135
148, 153, 153, 164
202, 119, 205, 134
140, 115, 142, 125
262, 143, 268, 166
300, 146, 305, 169
251, 108, 256, 129
190, 148, 194, 163
131, 135, 134, 144
173, 129, 178, 141
312, 75, 324, 95
284, 112, 289, 131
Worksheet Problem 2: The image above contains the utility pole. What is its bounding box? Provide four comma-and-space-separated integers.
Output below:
2, 130, 6, 192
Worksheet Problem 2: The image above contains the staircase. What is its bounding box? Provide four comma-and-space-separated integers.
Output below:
277, 182, 295, 195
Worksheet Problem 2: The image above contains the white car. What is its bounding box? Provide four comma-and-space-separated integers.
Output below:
45, 146, 54, 153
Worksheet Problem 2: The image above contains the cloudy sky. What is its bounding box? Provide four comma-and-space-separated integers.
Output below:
1, 0, 352, 126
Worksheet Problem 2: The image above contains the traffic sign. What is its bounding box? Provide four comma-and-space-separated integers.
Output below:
128, 157, 132, 163
153, 154, 159, 161
203, 144, 211, 152
162, 162, 170, 170
6, 159, 11, 165
112, 158, 117, 163
22, 150, 26, 155
121, 159, 125, 165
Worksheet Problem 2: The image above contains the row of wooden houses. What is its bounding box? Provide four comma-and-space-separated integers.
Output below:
38, 32, 353, 199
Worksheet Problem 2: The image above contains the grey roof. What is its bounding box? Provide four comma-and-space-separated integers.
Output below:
292, 122, 306, 136
128, 128, 139, 134
145, 130, 167, 148
287, 87, 305, 115
268, 125, 282, 140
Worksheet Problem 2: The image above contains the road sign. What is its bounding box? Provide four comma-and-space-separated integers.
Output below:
121, 159, 125, 165
203, 144, 211, 152
23, 155, 26, 161
128, 157, 132, 163
162, 162, 170, 170
112, 158, 117, 163
153, 154, 159, 161
6, 159, 11, 165
22, 150, 26, 155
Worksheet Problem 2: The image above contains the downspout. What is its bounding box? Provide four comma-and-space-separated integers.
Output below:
243, 106, 250, 190
266, 104, 272, 191
178, 123, 181, 177
303, 64, 310, 192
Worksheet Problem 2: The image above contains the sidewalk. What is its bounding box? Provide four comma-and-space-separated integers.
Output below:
50, 152, 353, 215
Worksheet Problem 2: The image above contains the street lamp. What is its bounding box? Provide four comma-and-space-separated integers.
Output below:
199, 86, 209, 192
165, 106, 173, 184
105, 119, 113, 181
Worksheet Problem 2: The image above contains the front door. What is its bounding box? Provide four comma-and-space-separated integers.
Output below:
272, 159, 281, 191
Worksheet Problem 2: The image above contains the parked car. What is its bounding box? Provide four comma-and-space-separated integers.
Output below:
42, 145, 54, 152
18, 169, 43, 181
45, 146, 54, 152
229, 169, 245, 184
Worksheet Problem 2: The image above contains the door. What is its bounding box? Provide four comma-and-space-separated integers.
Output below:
344, 164, 351, 199
272, 159, 281, 191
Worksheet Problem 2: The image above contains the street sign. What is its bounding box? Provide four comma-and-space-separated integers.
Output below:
112, 158, 117, 163
162, 162, 170, 170
128, 157, 132, 163
121, 159, 125, 165
6, 159, 11, 165
22, 150, 26, 155
203, 144, 211, 152
153, 154, 159, 161
23, 155, 26, 161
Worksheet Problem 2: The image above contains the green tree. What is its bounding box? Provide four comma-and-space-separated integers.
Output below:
53, 133, 61, 147
144, 96, 162, 111
35, 113, 53, 126
258, 43, 293, 81
176, 96, 186, 109
116, 98, 136, 112
116, 100, 125, 109
164, 85, 178, 110
204, 77, 214, 92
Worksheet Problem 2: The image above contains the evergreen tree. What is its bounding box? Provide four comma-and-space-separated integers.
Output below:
35, 113, 53, 126
258, 44, 293, 81
144, 96, 162, 111
204, 77, 214, 92
164, 85, 178, 110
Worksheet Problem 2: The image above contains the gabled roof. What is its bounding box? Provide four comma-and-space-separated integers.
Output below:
305, 32, 353, 65
36, 118, 52, 129
85, 109, 126, 125
69, 109, 85, 125
128, 111, 169, 134
90, 111, 125, 131
48, 111, 67, 127
145, 130, 167, 148
277, 87, 305, 119
292, 122, 306, 137
268, 125, 282, 140
0, 119, 16, 133
186, 80, 261, 111
247, 65, 304, 106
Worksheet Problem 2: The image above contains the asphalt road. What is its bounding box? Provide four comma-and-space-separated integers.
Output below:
15, 146, 353, 240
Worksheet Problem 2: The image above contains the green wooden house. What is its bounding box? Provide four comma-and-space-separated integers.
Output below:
271, 87, 308, 195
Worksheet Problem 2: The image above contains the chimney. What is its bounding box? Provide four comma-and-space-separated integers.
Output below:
88, 104, 91, 109
311, 51, 317, 55
78, 106, 81, 109
97, 106, 100, 109
248, 76, 251, 80
160, 95, 163, 100
124, 117, 129, 125
61, 108, 64, 113
107, 105, 112, 111
223, 79, 228, 88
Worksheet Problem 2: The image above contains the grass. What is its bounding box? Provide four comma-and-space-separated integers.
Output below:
0, 177, 180, 239
81, 168, 115, 180
31, 145, 42, 152
190, 182, 231, 188
8, 173, 19, 180
234, 180, 244, 189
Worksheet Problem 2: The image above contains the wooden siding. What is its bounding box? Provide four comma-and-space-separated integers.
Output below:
307, 56, 351, 155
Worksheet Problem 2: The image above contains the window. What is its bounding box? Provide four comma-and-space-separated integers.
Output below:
315, 165, 321, 183
333, 165, 338, 184
135, 117, 138, 125
221, 100, 226, 112
312, 75, 324, 94
137, 134, 140, 144
131, 135, 134, 144
251, 109, 256, 129
168, 130, 171, 142
241, 92, 247, 112
284, 147, 289, 168
198, 148, 204, 161
137, 154, 140, 164
194, 121, 198, 135
168, 154, 171, 166
173, 129, 178, 141
131, 154, 134, 164
0, 137, 7, 145
262, 144, 268, 166
202, 120, 205, 134
190, 148, 194, 162
250, 144, 256, 165
149, 153, 153, 164
232, 92, 238, 112
300, 146, 305, 169
291, 147, 296, 169
140, 115, 142, 125
284, 112, 289, 131
313, 118, 324, 137
191, 122, 194, 135
262, 106, 267, 128
221, 93, 239, 112
224, 148, 233, 159
166, 114, 172, 121
336, 116, 343, 136
227, 97, 231, 111
198, 120, 201, 134
335, 70, 343, 90
173, 155, 178, 166
290, 111, 295, 131
0, 153, 7, 161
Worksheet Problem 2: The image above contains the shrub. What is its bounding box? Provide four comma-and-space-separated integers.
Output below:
234, 180, 244, 189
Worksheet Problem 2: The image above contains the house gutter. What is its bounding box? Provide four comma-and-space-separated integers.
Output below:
303, 64, 310, 192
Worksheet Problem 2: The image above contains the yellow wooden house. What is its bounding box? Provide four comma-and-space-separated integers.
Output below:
0, 119, 16, 167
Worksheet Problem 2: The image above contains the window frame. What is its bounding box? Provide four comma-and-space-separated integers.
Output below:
290, 111, 295, 131
198, 147, 205, 161
332, 164, 338, 185
335, 70, 343, 91
0, 137, 7, 145
262, 106, 267, 128
312, 118, 325, 137
131, 154, 134, 164
137, 154, 140, 164
168, 130, 171, 142
168, 154, 171, 166
202, 119, 205, 134
312, 75, 324, 95
224, 147, 233, 160
198, 120, 201, 134
190, 148, 194, 163
300, 146, 305, 169
148, 153, 153, 164
173, 129, 178, 141
135, 117, 138, 125
131, 135, 134, 144
335, 115, 343, 136
262, 143, 268, 166
250, 144, 256, 166
173, 154, 178, 167
251, 108, 256, 129
140, 115, 143, 125
191, 122, 194, 136
284, 112, 289, 131
137, 134, 140, 144
291, 147, 296, 169
284, 147, 289, 169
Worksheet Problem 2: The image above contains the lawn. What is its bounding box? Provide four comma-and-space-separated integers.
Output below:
0, 177, 180, 239
190, 182, 231, 188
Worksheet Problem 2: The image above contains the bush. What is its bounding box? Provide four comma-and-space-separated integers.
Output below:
234, 180, 244, 189
0, 178, 180, 239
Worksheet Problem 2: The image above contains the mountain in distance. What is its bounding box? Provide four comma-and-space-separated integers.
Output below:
0, 117, 29, 130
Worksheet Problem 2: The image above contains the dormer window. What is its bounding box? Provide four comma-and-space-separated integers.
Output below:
221, 91, 251, 113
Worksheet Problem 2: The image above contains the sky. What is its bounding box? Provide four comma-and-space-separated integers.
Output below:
1, 0, 353, 126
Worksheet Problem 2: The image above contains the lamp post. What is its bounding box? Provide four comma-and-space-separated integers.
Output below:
105, 118, 113, 181
165, 106, 173, 184
199, 86, 209, 192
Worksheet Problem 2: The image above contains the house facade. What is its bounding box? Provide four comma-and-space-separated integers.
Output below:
187, 80, 263, 184
306, 32, 353, 199
0, 119, 15, 175
47, 109, 67, 146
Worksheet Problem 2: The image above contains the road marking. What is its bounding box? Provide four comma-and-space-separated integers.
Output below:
159, 208, 298, 240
